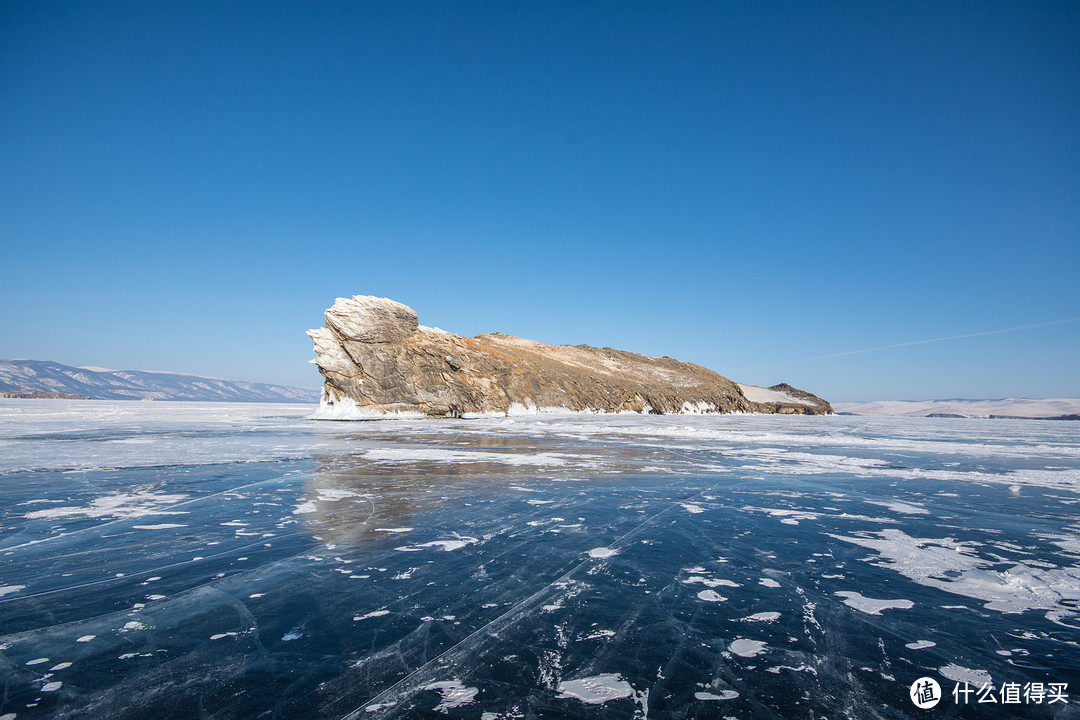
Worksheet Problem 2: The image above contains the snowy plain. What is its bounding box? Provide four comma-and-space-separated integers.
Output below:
833, 397, 1080, 418
0, 399, 1078, 719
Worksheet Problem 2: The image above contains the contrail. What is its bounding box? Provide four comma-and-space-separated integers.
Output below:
734, 317, 1080, 372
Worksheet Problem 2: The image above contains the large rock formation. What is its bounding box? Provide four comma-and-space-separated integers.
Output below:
307, 295, 833, 418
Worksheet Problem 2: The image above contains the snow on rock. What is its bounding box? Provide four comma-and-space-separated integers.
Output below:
737, 383, 817, 407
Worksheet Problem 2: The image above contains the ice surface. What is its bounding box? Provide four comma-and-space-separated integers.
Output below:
1, 402, 1078, 719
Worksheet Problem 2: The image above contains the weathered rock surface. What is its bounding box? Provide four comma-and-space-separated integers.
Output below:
308, 295, 833, 418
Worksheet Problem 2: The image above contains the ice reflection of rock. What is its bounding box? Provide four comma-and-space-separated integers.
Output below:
292, 457, 463, 543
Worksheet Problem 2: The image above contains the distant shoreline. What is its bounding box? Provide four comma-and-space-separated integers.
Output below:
0, 359, 319, 403
833, 397, 1080, 419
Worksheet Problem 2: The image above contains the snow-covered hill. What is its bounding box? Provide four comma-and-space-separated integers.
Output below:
833, 397, 1080, 419
0, 359, 318, 403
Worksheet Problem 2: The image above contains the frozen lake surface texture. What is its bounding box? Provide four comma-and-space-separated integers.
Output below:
1, 400, 1078, 719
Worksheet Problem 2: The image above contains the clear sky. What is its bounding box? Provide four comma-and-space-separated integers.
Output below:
2, 1, 1078, 401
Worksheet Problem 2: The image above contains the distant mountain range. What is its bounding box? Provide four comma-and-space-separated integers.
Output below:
0, 359, 319, 403
833, 398, 1080, 420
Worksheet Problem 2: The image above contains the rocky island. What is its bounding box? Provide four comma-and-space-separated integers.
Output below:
308, 295, 833, 418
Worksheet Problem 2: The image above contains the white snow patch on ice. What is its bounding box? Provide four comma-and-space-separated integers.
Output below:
741, 612, 781, 622
866, 500, 930, 515
25, 491, 188, 520
697, 589, 727, 602
906, 640, 936, 650
557, 674, 635, 704
835, 591, 914, 615
830, 528, 1080, 616
695, 690, 739, 700
684, 576, 740, 588
939, 664, 993, 687
396, 536, 479, 552
210, 632, 239, 640
424, 680, 478, 712
588, 547, 617, 559
584, 629, 616, 640
0, 585, 25, 597
728, 639, 768, 657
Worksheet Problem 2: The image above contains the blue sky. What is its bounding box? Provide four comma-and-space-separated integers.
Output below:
2, 1, 1077, 401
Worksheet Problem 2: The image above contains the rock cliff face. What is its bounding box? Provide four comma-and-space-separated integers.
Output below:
307, 296, 833, 418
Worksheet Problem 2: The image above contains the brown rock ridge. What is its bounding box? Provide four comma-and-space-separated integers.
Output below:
307, 295, 833, 418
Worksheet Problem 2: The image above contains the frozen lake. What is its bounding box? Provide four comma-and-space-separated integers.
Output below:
1, 400, 1078, 719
